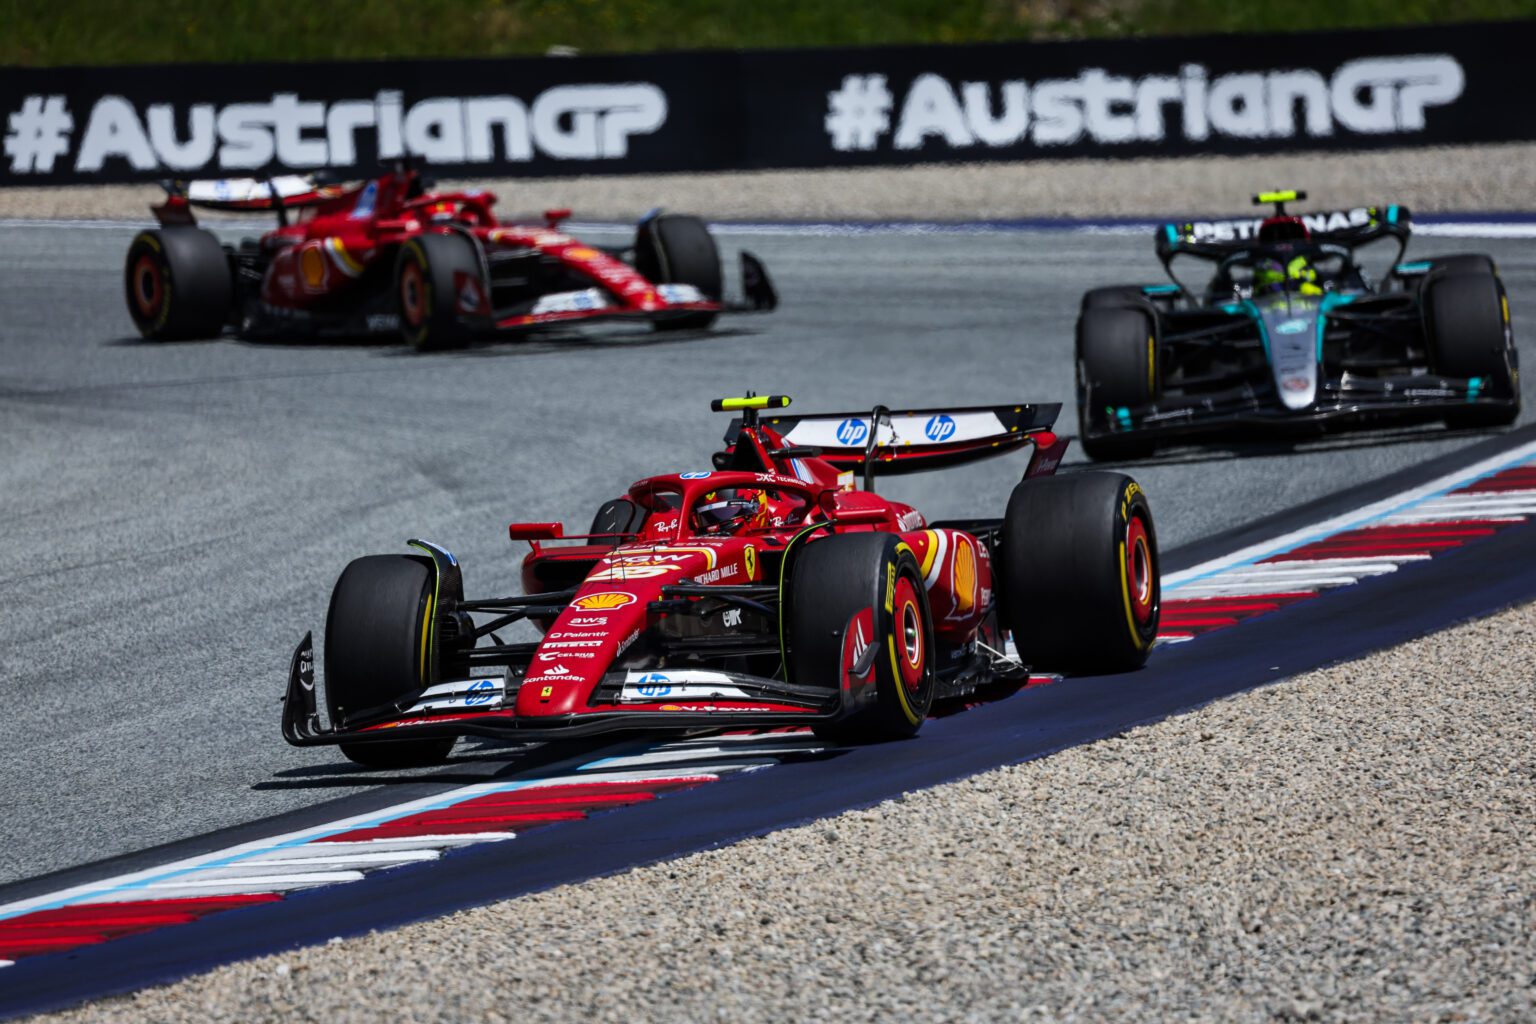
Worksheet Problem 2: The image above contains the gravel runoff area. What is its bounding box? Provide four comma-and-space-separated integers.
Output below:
4, 142, 1536, 222
30, 599, 1535, 1024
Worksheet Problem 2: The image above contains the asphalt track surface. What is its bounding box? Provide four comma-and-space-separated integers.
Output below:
1, 220, 1532, 892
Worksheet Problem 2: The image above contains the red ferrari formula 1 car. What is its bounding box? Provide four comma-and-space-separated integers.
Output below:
124, 166, 776, 349
283, 394, 1160, 767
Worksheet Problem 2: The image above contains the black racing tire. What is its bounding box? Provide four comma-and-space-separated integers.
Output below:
1081, 285, 1152, 311
788, 533, 935, 744
1076, 305, 1159, 461
634, 213, 722, 331
1426, 269, 1520, 428
1417, 254, 1496, 282
395, 232, 482, 351
123, 228, 233, 340
1000, 473, 1159, 674
325, 554, 455, 768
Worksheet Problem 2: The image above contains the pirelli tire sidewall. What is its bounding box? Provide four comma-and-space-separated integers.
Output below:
1423, 264, 1521, 426
788, 532, 936, 743
394, 232, 481, 351
325, 553, 456, 768
1000, 472, 1160, 675
123, 228, 233, 341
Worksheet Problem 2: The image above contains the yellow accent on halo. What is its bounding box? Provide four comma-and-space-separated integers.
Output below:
1256, 189, 1299, 204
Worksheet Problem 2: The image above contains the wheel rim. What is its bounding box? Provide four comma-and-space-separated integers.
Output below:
1125, 513, 1154, 625
133, 255, 162, 318
892, 575, 925, 690
400, 262, 426, 327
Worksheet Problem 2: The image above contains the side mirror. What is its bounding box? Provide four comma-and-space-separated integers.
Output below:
509, 522, 564, 541
822, 492, 889, 526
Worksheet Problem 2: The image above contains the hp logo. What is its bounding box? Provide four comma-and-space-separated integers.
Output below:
635, 672, 672, 698
924, 414, 957, 442
836, 418, 869, 445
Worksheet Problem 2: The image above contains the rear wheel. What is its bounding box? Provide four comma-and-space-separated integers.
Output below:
634, 213, 722, 331
395, 232, 483, 351
1077, 304, 1158, 461
1426, 269, 1520, 428
123, 228, 233, 340
325, 554, 455, 768
1000, 473, 1159, 674
788, 533, 935, 743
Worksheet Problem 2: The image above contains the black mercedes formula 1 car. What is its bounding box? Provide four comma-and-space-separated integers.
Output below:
1075, 190, 1521, 459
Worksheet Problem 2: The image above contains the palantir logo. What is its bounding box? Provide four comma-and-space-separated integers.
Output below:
836, 418, 869, 445
924, 414, 956, 442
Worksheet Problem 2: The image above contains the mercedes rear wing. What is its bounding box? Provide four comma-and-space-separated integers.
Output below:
1155, 203, 1412, 261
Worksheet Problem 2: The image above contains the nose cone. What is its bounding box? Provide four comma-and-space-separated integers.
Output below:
518, 588, 647, 717
1259, 302, 1321, 410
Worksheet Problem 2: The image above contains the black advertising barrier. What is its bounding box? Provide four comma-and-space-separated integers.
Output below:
2, 20, 1533, 187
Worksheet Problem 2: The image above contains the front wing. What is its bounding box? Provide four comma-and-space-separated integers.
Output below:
281, 634, 839, 747
1086, 373, 1516, 447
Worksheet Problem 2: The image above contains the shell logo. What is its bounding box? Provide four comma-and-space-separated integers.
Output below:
572, 591, 637, 611
953, 537, 976, 615
300, 245, 327, 288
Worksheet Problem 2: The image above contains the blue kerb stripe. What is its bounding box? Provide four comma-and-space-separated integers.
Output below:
1166, 447, 1536, 592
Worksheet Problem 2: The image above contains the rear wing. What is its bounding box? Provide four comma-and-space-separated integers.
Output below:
1155, 204, 1411, 261
176, 176, 346, 211
731, 403, 1062, 482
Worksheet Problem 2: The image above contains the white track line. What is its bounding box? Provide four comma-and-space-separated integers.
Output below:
1165, 438, 1536, 592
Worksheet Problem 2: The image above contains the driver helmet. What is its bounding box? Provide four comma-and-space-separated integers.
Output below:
1253, 253, 1322, 296
692, 488, 769, 535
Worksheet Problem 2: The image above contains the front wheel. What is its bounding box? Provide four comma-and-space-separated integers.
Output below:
123, 228, 233, 340
325, 554, 455, 768
1077, 305, 1159, 461
1425, 269, 1520, 428
1000, 473, 1159, 674
395, 232, 483, 351
788, 533, 935, 743
635, 213, 722, 331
